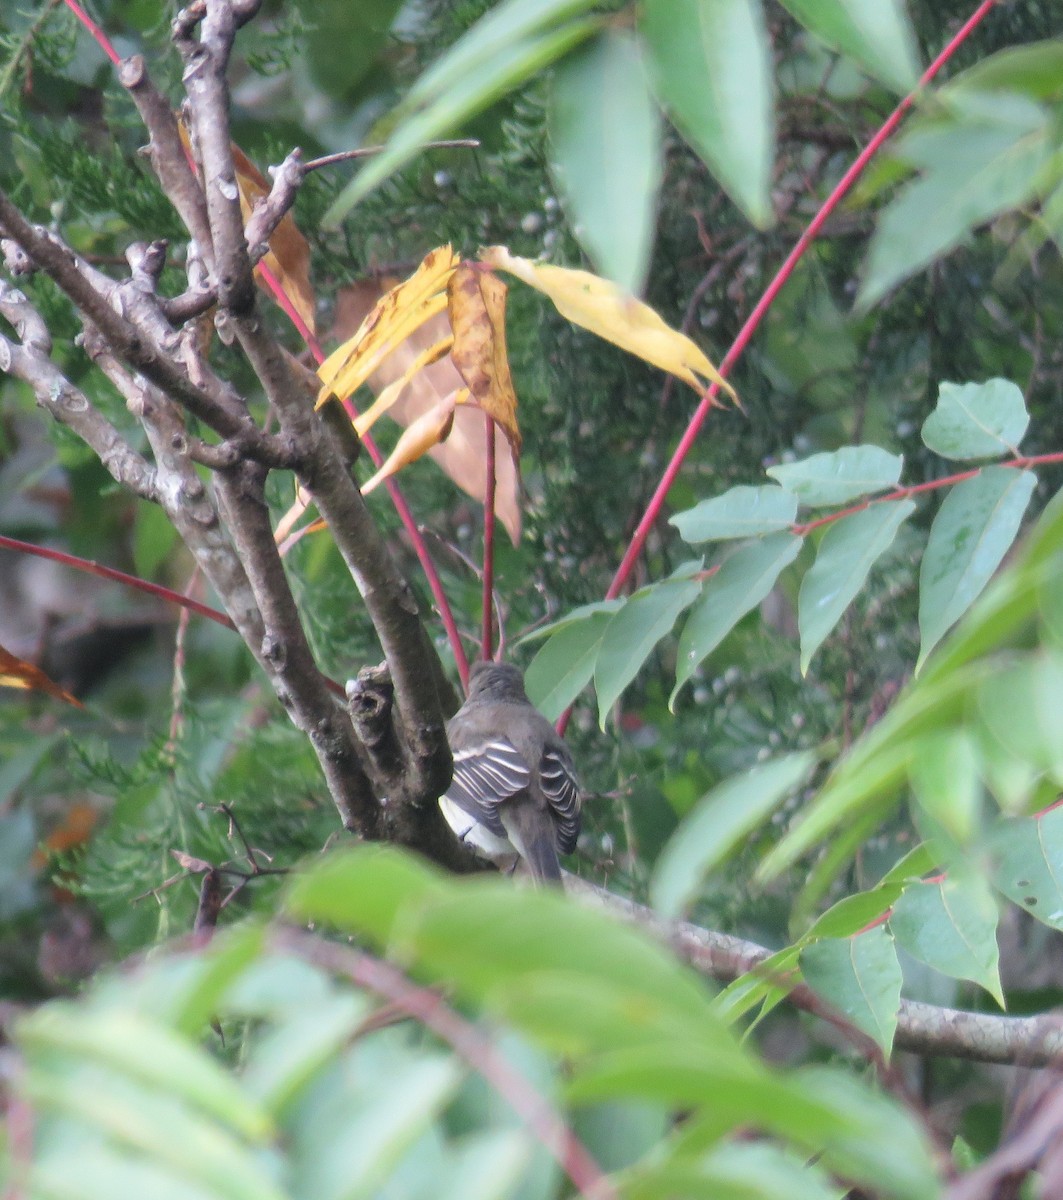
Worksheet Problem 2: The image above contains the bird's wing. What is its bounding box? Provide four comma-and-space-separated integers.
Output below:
445, 736, 531, 838
539, 746, 581, 855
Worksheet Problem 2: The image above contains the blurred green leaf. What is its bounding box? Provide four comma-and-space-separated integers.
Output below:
798, 500, 915, 673
640, 0, 774, 227
799, 927, 901, 1054
622, 1140, 840, 1200
651, 751, 816, 918
987, 807, 1063, 931
918, 467, 1037, 669
921, 379, 1029, 461
671, 486, 798, 542
548, 30, 662, 294
775, 0, 919, 92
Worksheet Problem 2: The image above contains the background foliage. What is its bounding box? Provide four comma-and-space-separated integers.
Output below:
4, 0, 1063, 1196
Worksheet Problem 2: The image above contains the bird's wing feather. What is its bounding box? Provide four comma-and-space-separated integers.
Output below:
539, 747, 581, 854
445, 737, 530, 838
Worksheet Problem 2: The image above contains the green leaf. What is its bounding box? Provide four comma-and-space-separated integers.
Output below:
623, 1140, 839, 1200
32, 1146, 220, 1200
767, 445, 903, 508
798, 500, 915, 672
672, 533, 802, 705
324, 17, 600, 221
889, 873, 1003, 1005
548, 30, 662, 293
945, 41, 1063, 103
17, 1006, 272, 1141
639, 0, 774, 227
987, 807, 1063, 931
909, 729, 984, 847
774, 0, 919, 93
670, 485, 797, 542
804, 880, 906, 941
799, 927, 901, 1055
918, 467, 1037, 669
921, 379, 1030, 461
859, 106, 1053, 306
524, 609, 616, 721
594, 574, 702, 726
651, 752, 816, 919
976, 652, 1063, 792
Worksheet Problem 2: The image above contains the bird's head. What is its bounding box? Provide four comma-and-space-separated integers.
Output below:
467, 660, 528, 703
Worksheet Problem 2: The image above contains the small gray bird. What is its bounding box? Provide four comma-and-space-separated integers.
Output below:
441, 661, 581, 883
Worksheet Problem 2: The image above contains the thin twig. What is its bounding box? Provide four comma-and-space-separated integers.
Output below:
303, 140, 480, 173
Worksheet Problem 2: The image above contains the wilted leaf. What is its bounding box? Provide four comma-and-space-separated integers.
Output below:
480, 246, 736, 401
353, 335, 454, 438
330, 281, 522, 543
448, 265, 521, 460
317, 246, 460, 406
0, 645, 83, 709
360, 394, 463, 495
230, 144, 316, 335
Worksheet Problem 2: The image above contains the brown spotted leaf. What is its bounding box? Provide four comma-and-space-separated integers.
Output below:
448, 265, 521, 460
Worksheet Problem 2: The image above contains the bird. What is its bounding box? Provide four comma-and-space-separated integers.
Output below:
440, 660, 581, 883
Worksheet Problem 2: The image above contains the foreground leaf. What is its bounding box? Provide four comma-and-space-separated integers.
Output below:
651, 752, 816, 919
767, 445, 903, 508
481, 246, 736, 399
548, 29, 662, 294
640, 0, 774, 228
671, 486, 797, 542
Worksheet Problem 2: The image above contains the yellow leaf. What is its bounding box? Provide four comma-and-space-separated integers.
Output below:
447, 264, 521, 459
480, 246, 737, 402
353, 335, 454, 438
317, 246, 459, 407
329, 281, 522, 544
361, 392, 466, 496
0, 645, 83, 708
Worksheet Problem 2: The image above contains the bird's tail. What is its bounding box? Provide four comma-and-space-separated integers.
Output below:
500, 804, 562, 884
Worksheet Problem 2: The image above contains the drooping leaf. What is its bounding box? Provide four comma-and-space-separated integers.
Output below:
480, 246, 736, 400
324, 17, 601, 221
798, 500, 915, 673
548, 30, 662, 294
317, 246, 459, 406
799, 927, 902, 1055
672, 532, 802, 705
594, 570, 702, 727
640, 0, 774, 228
859, 103, 1054, 307
921, 379, 1030, 461
352, 335, 454, 438
360, 393, 464, 495
524, 606, 620, 722
447, 264, 521, 459
889, 873, 1003, 1005
670, 486, 797, 543
0, 644, 83, 708
651, 752, 817, 919
918, 467, 1037, 669
774, 0, 919, 93
767, 446, 903, 508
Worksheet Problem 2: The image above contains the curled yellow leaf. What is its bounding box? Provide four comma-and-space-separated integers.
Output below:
353, 335, 454, 438
361, 390, 467, 496
317, 245, 460, 407
447, 264, 521, 460
480, 246, 737, 402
